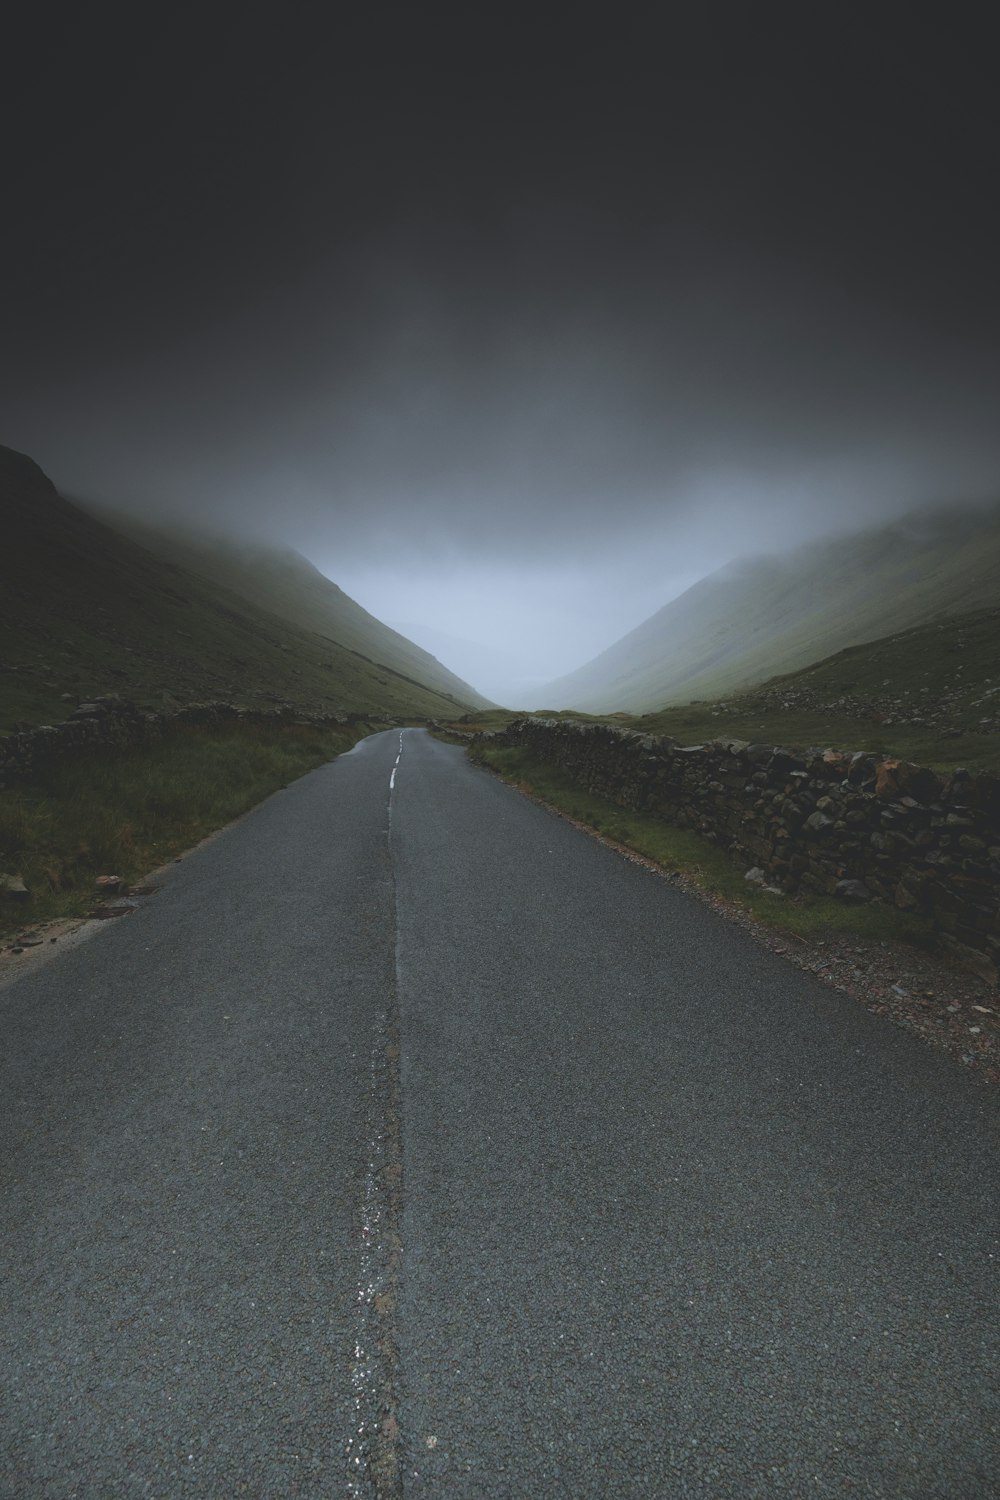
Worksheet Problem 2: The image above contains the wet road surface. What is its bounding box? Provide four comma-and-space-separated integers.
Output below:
2, 729, 998, 1497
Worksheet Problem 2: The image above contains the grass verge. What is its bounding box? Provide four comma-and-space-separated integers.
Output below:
0, 720, 370, 938
471, 742, 936, 950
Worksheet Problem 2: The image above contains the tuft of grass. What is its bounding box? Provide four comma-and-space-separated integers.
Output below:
471, 743, 935, 950
0, 720, 368, 937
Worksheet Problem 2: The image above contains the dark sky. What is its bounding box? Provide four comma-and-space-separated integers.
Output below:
3, 3, 999, 695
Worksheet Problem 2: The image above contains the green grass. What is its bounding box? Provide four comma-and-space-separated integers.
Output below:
0, 720, 369, 938
471, 742, 934, 949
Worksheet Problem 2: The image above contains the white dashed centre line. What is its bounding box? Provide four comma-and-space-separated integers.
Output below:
389, 731, 403, 792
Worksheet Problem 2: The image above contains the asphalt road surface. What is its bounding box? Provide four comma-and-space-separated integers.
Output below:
2, 728, 997, 1499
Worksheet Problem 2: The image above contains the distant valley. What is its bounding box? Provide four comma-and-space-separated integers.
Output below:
388, 620, 546, 708
4, 441, 1000, 779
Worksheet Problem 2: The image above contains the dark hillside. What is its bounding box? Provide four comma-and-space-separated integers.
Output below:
89, 507, 491, 710
0, 446, 482, 731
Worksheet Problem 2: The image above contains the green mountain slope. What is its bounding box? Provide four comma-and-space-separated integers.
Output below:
732, 605, 1000, 730
535, 503, 1000, 713
89, 506, 491, 711
628, 605, 1000, 773
0, 445, 486, 731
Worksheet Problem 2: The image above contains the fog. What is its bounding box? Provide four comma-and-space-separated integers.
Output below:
3, 7, 998, 703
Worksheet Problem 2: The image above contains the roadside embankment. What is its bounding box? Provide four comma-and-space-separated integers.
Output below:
0, 695, 380, 786
0, 699, 383, 939
475, 718, 1000, 986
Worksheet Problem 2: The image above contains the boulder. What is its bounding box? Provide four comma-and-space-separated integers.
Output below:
835, 879, 873, 903
805, 810, 834, 833
874, 759, 942, 803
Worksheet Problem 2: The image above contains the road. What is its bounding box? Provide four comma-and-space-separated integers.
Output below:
1, 728, 997, 1498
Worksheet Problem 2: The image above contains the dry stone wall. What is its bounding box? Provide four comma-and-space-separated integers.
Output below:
0, 697, 372, 786
482, 718, 1000, 987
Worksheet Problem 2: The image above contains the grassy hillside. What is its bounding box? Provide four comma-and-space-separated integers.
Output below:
639, 605, 1000, 771
535, 502, 1000, 713
444, 604, 1000, 771
723, 605, 1000, 733
89, 506, 492, 710
0, 445, 485, 732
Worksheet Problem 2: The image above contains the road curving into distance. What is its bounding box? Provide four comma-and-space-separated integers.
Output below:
1, 728, 997, 1498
